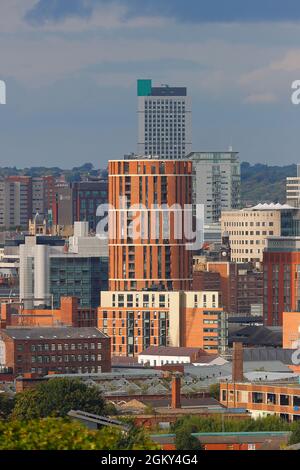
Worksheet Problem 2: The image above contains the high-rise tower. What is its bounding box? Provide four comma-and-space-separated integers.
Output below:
108, 158, 193, 291
137, 79, 192, 159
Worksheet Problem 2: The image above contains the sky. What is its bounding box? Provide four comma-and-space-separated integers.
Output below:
1, 1, 300, 168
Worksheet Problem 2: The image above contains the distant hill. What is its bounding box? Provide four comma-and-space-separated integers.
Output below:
0, 161, 295, 206
0, 163, 107, 183
241, 162, 297, 206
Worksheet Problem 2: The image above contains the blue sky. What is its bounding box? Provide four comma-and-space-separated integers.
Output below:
1, 1, 300, 167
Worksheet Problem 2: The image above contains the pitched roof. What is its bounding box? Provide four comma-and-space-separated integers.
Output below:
229, 326, 282, 347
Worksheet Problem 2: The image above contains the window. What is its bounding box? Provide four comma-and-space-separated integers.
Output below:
252, 392, 264, 404
280, 394, 289, 406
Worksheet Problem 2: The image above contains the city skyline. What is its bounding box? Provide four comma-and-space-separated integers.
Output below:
2, 1, 300, 167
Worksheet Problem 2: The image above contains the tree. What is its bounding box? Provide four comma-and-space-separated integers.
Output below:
118, 425, 159, 450
12, 378, 112, 421
289, 422, 300, 445
0, 418, 159, 450
172, 415, 290, 435
0, 394, 15, 420
175, 427, 203, 451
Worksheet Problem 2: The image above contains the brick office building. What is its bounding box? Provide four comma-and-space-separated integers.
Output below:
0, 296, 97, 329
220, 381, 300, 422
263, 237, 300, 326
72, 180, 107, 232
193, 261, 263, 315
52, 179, 108, 232
0, 327, 111, 376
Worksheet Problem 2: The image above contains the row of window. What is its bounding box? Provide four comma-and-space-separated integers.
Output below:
29, 354, 102, 363
16, 342, 102, 352
224, 221, 274, 227
27, 366, 101, 374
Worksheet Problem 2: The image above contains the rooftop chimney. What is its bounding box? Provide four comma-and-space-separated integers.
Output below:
171, 374, 181, 409
232, 342, 244, 383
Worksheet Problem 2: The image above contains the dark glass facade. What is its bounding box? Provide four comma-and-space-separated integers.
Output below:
50, 256, 108, 308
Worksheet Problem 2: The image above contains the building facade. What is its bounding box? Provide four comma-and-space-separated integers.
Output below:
6, 176, 32, 227
52, 179, 108, 232
221, 204, 298, 264
108, 158, 193, 291
98, 290, 227, 357
286, 163, 300, 207
72, 179, 107, 232
283, 310, 300, 349
220, 381, 300, 422
0, 327, 111, 376
32, 176, 54, 219
188, 152, 240, 224
193, 261, 263, 316
263, 237, 300, 326
1, 296, 97, 329
137, 79, 192, 159
19, 222, 108, 310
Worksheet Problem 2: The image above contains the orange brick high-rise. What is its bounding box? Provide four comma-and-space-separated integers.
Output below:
108, 159, 193, 291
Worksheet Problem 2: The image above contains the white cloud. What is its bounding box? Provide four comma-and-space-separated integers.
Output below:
0, 3, 299, 109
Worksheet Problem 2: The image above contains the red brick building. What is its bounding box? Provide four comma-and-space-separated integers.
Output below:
220, 381, 300, 422
193, 261, 263, 315
263, 237, 300, 326
0, 327, 111, 376
0, 297, 97, 329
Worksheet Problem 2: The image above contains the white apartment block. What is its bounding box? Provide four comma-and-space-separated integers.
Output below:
188, 151, 241, 224
221, 203, 297, 264
286, 164, 300, 208
137, 79, 192, 159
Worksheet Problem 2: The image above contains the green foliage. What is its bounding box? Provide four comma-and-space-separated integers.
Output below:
175, 425, 203, 451
118, 425, 160, 450
0, 163, 104, 183
241, 162, 296, 205
12, 378, 111, 421
171, 414, 290, 434
0, 394, 15, 420
209, 383, 220, 400
288, 422, 300, 445
0, 418, 159, 450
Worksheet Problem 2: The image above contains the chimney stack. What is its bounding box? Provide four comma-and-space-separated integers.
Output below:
232, 342, 244, 383
171, 374, 181, 409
